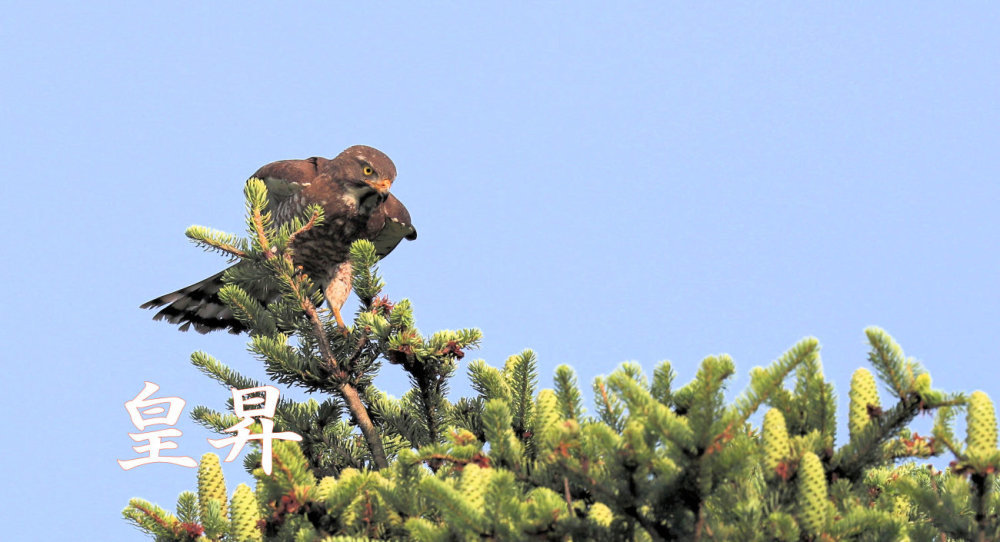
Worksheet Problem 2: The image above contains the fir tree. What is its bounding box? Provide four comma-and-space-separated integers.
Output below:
125, 178, 996, 541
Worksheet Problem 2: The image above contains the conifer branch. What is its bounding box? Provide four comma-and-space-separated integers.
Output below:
686, 355, 734, 451
650, 361, 675, 406
244, 179, 273, 256
791, 345, 837, 444
349, 240, 384, 307
123, 499, 184, 538
593, 377, 626, 432
137, 175, 997, 542
866, 326, 920, 399
554, 365, 584, 421
933, 405, 964, 457
219, 284, 276, 333
294, 275, 388, 469
190, 405, 240, 434
417, 373, 442, 445
469, 360, 510, 402
285, 205, 323, 248
831, 397, 921, 481
728, 337, 818, 428
190, 351, 267, 392
505, 350, 538, 439
185, 225, 247, 259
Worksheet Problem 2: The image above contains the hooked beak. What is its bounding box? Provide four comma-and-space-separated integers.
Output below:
366, 178, 392, 195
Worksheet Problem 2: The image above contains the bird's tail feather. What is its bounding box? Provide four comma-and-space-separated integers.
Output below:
141, 267, 247, 334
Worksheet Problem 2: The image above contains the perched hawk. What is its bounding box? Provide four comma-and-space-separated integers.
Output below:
142, 145, 416, 333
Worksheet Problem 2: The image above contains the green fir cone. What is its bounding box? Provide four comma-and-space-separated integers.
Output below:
533, 389, 561, 450
197, 452, 228, 522
966, 390, 998, 458
762, 408, 790, 476
230, 483, 262, 542
459, 464, 492, 512
796, 452, 828, 537
891, 495, 910, 520
588, 502, 614, 527
848, 368, 880, 440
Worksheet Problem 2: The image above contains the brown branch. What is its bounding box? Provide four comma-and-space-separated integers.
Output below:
417, 372, 441, 445
266, 247, 388, 470
346, 334, 370, 372
693, 503, 706, 542
288, 267, 387, 469
973, 473, 989, 542
271, 449, 296, 485
563, 476, 574, 515
286, 209, 321, 247
337, 380, 388, 469
250, 212, 387, 469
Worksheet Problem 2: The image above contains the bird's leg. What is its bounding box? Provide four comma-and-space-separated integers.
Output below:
332, 306, 347, 330
323, 262, 354, 334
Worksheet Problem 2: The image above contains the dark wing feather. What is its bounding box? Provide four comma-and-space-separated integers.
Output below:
140, 268, 246, 334
252, 157, 321, 219
252, 157, 320, 188
142, 158, 325, 334
367, 194, 417, 259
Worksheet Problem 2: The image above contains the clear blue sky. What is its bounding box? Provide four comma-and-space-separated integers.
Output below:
2, 4, 997, 539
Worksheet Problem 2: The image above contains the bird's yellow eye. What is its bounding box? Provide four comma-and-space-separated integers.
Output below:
362, 166, 374, 176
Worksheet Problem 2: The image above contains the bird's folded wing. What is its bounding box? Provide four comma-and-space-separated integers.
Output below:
368, 194, 417, 259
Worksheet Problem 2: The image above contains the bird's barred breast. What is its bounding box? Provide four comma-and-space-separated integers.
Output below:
289, 215, 368, 281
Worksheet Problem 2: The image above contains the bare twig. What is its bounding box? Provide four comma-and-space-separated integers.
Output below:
563, 476, 573, 515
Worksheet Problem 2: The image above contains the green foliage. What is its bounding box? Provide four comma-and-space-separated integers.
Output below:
176, 491, 198, 524
554, 364, 585, 421
127, 178, 1000, 541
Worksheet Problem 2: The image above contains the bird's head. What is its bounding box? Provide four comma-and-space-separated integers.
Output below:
336, 145, 397, 197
